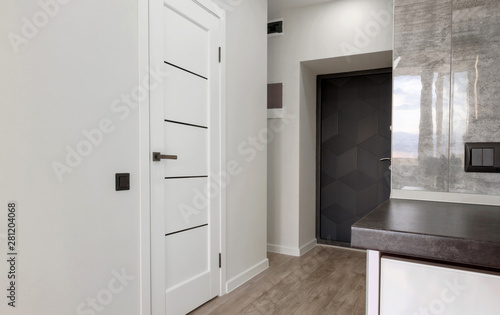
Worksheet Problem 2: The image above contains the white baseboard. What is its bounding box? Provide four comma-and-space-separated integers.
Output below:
267, 108, 283, 119
267, 239, 317, 257
299, 239, 317, 256
267, 243, 300, 256
225, 258, 269, 293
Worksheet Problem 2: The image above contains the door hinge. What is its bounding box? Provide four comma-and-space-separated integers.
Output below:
218, 47, 221, 63
219, 253, 222, 268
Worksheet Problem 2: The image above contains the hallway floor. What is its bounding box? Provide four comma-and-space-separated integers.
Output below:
190, 245, 366, 315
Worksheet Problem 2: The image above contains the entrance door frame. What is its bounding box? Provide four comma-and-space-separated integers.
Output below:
316, 67, 392, 247
139, 1, 227, 314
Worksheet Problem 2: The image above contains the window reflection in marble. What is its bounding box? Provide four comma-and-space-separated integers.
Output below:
392, 71, 450, 191
451, 71, 469, 157
392, 0, 452, 192
393, 75, 421, 159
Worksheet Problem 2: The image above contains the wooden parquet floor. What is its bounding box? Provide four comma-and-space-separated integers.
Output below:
189, 245, 366, 315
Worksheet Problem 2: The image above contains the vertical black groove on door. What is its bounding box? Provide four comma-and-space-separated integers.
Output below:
317, 68, 392, 245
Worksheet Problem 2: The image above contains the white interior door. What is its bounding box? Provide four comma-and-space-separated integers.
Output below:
150, 1, 221, 314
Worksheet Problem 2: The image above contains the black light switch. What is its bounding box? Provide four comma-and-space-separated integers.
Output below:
465, 143, 500, 172
116, 173, 130, 191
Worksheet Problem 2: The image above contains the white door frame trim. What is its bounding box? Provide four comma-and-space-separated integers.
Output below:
140, 0, 227, 313
139, 0, 151, 314
218, 6, 227, 296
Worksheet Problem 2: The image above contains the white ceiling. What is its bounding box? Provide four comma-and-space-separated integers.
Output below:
268, 0, 334, 16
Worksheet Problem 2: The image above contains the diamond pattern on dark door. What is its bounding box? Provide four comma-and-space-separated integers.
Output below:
319, 72, 392, 243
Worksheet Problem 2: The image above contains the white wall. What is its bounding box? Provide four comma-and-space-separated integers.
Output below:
267, 0, 394, 254
225, 0, 269, 292
0, 1, 142, 314
0, 1, 270, 312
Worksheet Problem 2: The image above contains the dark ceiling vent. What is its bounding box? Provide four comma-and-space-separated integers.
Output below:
268, 20, 283, 35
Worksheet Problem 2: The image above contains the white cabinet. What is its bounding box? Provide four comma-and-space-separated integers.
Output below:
381, 257, 500, 315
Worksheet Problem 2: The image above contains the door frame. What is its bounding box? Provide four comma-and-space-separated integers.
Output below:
139, 1, 227, 314
315, 67, 392, 248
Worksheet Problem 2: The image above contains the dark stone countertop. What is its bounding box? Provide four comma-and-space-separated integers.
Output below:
351, 198, 500, 269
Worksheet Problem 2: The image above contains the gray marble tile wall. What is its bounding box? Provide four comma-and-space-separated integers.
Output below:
450, 0, 500, 194
392, 0, 500, 196
392, 0, 452, 192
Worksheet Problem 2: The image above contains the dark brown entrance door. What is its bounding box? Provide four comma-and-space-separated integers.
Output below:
317, 68, 392, 244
